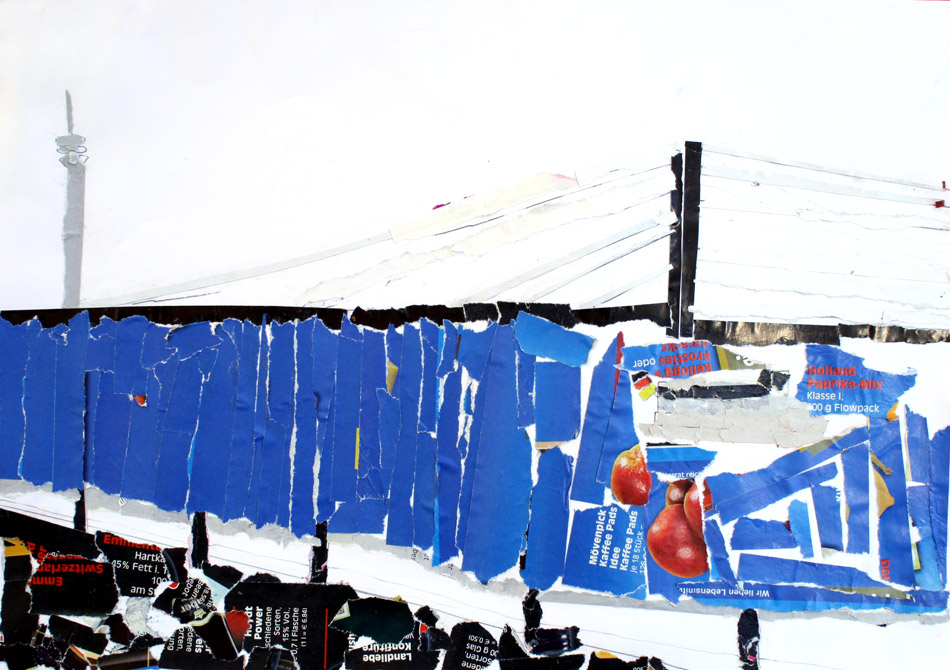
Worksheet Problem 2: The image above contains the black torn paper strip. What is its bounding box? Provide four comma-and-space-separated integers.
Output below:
330, 597, 414, 644
95, 530, 171, 597
443, 622, 497, 670
29, 554, 118, 616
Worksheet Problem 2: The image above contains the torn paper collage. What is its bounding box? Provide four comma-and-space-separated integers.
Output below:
0, 308, 947, 669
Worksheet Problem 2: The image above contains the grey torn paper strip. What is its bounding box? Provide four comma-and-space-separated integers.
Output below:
640, 394, 829, 448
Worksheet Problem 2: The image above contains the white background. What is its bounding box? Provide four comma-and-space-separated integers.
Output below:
1, 0, 949, 309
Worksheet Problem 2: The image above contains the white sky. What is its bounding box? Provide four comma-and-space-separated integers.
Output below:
1, 0, 949, 309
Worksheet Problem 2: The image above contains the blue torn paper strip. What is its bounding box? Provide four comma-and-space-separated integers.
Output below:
737, 554, 894, 590
562, 504, 647, 598
522, 447, 573, 591
841, 441, 870, 554
620, 341, 720, 378
872, 418, 915, 588
645, 446, 716, 479
460, 325, 532, 584
357, 328, 386, 501
329, 320, 362, 505
535, 361, 580, 443
187, 321, 238, 519
21, 322, 57, 487
595, 371, 634, 485
291, 317, 318, 537
713, 462, 838, 525
931, 426, 950, 587
730, 518, 797, 550
570, 336, 621, 504
516, 347, 535, 430
387, 324, 422, 547
0, 318, 31, 480
703, 519, 736, 585
787, 499, 814, 558
222, 321, 263, 523
796, 345, 916, 417
513, 312, 594, 367
811, 485, 844, 552
434, 367, 463, 566
680, 580, 947, 613
52, 313, 89, 492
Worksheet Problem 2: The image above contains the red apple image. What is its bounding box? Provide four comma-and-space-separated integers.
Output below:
646, 504, 708, 578
683, 481, 711, 538
610, 445, 651, 506
665, 479, 693, 506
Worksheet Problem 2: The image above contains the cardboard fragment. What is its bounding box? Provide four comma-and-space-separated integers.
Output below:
513, 312, 594, 367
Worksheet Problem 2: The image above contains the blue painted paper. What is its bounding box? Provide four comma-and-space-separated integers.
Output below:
516, 347, 535, 430
872, 418, 915, 587
460, 326, 532, 583
329, 320, 362, 504
222, 322, 261, 523
841, 442, 870, 554
737, 554, 893, 589
291, 318, 317, 537
522, 448, 572, 591
787, 499, 814, 558
357, 329, 386, 501
21, 323, 57, 486
434, 367, 463, 566
931, 426, 950, 587
535, 362, 580, 443
730, 518, 797, 550
713, 462, 839, 525
51, 313, 88, 492
595, 371, 634, 485
512, 312, 594, 367
570, 336, 621, 504
811, 485, 843, 552
387, 324, 421, 547
0, 319, 30, 479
